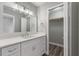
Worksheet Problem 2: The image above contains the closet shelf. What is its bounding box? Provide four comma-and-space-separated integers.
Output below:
49, 17, 63, 21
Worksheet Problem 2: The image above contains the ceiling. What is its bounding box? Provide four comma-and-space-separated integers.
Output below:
31, 2, 47, 7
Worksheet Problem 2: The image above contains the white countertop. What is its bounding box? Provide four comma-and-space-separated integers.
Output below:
0, 32, 46, 48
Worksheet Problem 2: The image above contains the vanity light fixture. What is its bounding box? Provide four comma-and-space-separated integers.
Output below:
17, 5, 24, 13
12, 3, 18, 11
13, 3, 34, 16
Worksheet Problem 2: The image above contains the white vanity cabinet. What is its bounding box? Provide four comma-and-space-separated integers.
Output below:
0, 34, 46, 56
21, 36, 46, 56
0, 43, 20, 56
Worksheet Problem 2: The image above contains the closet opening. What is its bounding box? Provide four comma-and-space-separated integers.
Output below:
48, 4, 64, 56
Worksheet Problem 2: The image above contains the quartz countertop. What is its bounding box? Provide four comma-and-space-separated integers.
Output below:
0, 32, 46, 48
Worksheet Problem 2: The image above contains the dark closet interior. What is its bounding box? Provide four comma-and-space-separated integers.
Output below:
49, 5, 64, 56
49, 17, 63, 45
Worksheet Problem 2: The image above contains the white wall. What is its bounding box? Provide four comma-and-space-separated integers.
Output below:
37, 2, 61, 33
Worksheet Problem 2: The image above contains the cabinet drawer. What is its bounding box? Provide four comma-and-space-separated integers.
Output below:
2, 43, 20, 56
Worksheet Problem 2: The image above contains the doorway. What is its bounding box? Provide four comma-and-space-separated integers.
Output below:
48, 3, 64, 56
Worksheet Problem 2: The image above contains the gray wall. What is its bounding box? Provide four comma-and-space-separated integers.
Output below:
78, 2, 79, 56
70, 2, 78, 56
49, 18, 63, 45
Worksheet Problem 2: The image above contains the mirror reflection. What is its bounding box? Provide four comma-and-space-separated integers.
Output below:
0, 3, 37, 33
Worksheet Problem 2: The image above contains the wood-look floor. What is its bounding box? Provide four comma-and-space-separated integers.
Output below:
49, 44, 64, 56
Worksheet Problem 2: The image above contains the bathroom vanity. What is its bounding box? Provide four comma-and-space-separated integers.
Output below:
0, 33, 46, 56
0, 3, 46, 56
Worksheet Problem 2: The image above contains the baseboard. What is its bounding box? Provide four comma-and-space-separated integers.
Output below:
49, 42, 63, 47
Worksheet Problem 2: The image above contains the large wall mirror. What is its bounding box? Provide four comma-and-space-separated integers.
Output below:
0, 3, 38, 33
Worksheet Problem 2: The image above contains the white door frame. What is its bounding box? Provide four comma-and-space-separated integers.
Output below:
47, 2, 70, 56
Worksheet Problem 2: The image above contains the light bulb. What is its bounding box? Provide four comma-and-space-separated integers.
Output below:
29, 11, 33, 15
25, 9, 29, 13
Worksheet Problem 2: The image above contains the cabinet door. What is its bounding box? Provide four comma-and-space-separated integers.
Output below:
36, 36, 46, 55
40, 36, 46, 54
21, 36, 46, 56
2, 43, 20, 56
21, 42, 33, 56
21, 39, 41, 56
32, 39, 41, 56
